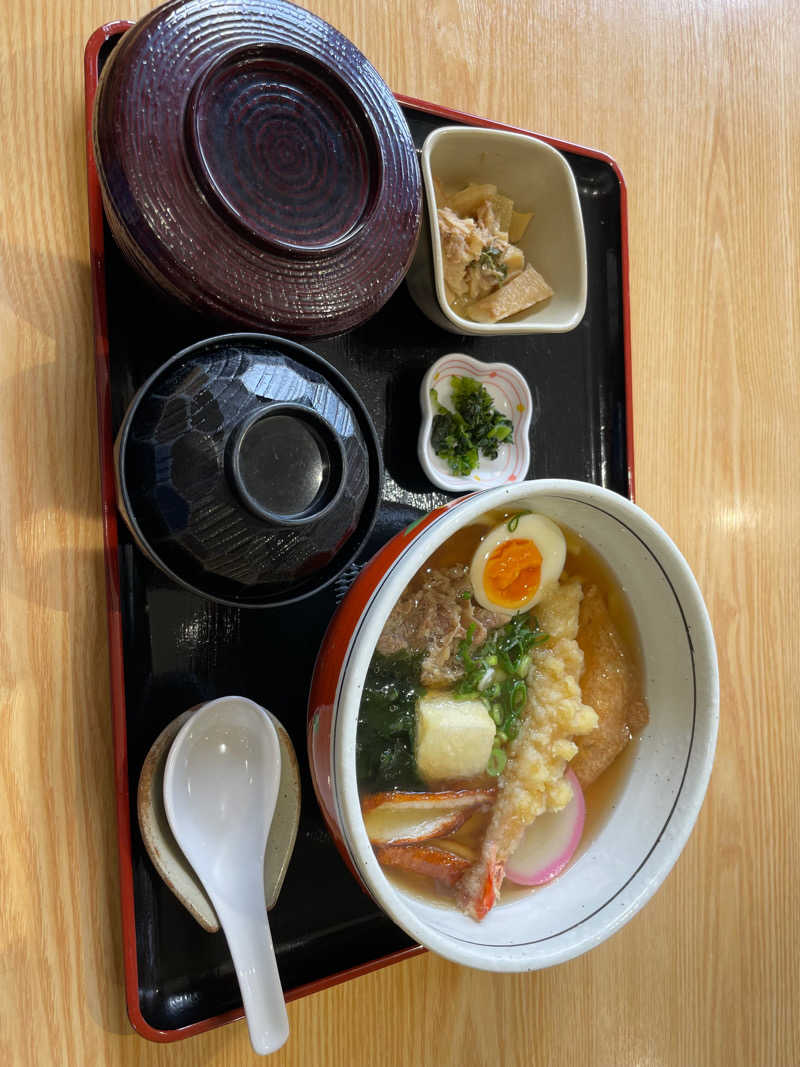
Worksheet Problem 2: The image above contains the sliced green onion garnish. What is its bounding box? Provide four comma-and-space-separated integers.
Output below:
507, 510, 531, 532
487, 748, 507, 776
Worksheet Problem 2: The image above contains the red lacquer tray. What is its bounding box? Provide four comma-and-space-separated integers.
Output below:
85, 20, 634, 1043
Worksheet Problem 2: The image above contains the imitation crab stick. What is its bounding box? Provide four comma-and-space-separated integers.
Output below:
361, 788, 495, 846
374, 843, 472, 888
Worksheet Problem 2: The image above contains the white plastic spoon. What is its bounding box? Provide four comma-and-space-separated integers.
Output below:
163, 696, 289, 1055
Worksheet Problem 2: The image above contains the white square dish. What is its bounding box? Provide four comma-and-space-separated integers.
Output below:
406, 125, 588, 335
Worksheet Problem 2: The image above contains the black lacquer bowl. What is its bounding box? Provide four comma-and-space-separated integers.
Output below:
93, 0, 422, 339
115, 334, 382, 607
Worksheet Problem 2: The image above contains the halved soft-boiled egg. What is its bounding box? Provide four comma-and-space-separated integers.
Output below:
470, 513, 567, 613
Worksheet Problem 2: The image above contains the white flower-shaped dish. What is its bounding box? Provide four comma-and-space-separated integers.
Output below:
418, 353, 532, 492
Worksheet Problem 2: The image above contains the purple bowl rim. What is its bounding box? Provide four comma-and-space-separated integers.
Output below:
183, 40, 387, 257
91, 0, 422, 338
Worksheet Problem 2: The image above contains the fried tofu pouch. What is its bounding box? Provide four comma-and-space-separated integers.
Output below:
571, 585, 649, 788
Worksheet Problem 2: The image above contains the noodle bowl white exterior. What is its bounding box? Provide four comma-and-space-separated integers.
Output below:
307, 480, 719, 971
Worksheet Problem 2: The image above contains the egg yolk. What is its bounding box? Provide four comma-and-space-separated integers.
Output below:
482, 538, 543, 610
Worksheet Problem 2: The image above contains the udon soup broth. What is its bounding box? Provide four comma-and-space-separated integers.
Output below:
355, 510, 648, 920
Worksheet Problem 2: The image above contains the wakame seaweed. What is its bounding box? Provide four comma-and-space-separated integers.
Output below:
356, 650, 424, 791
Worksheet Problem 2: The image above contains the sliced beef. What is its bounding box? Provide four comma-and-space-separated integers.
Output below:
377, 565, 508, 688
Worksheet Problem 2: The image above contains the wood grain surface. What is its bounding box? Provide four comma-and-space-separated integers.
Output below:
1, 0, 798, 1064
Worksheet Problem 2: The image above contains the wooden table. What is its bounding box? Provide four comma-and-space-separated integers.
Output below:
1, 0, 797, 1063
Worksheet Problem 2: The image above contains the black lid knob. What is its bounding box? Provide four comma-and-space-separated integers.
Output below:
226, 404, 346, 525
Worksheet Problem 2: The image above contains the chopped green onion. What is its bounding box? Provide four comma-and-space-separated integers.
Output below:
507, 510, 532, 533
511, 680, 527, 709
454, 612, 547, 775
455, 622, 478, 673
477, 667, 495, 692
486, 748, 507, 777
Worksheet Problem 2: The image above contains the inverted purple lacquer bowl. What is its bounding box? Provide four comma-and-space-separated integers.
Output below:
93, 0, 422, 339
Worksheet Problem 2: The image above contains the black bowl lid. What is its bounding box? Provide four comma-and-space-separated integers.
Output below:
118, 334, 382, 607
